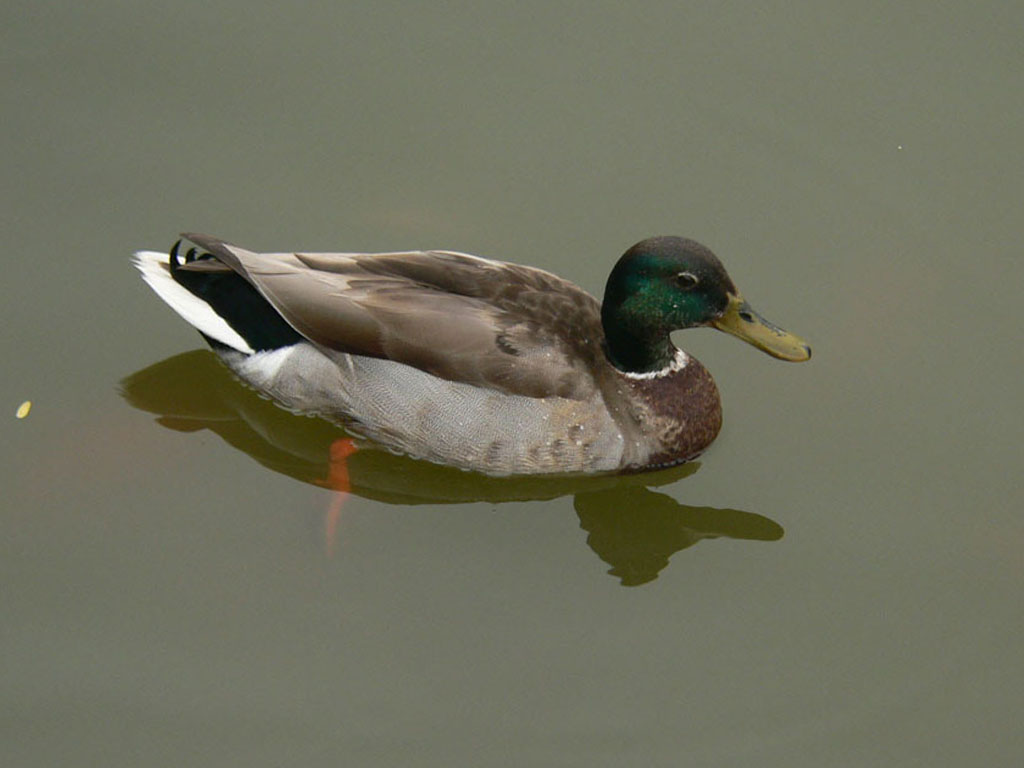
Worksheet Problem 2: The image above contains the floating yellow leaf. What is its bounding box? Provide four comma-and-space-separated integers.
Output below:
16, 400, 31, 419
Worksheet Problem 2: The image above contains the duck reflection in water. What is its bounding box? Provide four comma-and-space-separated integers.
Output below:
121, 351, 783, 586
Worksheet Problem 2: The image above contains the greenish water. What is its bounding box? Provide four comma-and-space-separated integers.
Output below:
4, 1, 1021, 766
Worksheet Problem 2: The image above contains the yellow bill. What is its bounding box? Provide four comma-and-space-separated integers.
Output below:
711, 293, 811, 362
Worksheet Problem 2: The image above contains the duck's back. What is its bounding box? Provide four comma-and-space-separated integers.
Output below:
180, 235, 609, 400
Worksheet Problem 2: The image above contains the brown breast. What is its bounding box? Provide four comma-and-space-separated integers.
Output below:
616, 357, 723, 470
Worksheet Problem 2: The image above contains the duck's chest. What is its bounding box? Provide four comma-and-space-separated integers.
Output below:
617, 358, 723, 469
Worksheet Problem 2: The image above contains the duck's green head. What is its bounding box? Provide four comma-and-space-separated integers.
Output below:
601, 236, 811, 373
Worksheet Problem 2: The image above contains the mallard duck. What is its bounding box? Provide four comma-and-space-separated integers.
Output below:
134, 234, 809, 475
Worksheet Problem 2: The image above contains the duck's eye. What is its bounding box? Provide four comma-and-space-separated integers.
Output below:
675, 272, 699, 289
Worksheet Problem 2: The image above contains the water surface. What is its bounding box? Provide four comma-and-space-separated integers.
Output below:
4, 2, 1021, 766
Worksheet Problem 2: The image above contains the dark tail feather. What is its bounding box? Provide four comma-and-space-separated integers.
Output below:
168, 237, 303, 352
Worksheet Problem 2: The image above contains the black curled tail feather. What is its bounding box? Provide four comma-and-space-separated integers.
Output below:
168, 237, 303, 352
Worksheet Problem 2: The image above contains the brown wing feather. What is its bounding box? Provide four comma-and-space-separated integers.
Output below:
180, 235, 606, 399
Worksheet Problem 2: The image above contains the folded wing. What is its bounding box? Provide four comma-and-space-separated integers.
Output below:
179, 234, 605, 400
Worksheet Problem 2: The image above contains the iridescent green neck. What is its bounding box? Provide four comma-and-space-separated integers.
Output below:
601, 314, 678, 373
599, 257, 700, 374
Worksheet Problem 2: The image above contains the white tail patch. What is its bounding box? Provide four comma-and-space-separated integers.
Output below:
133, 250, 255, 354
